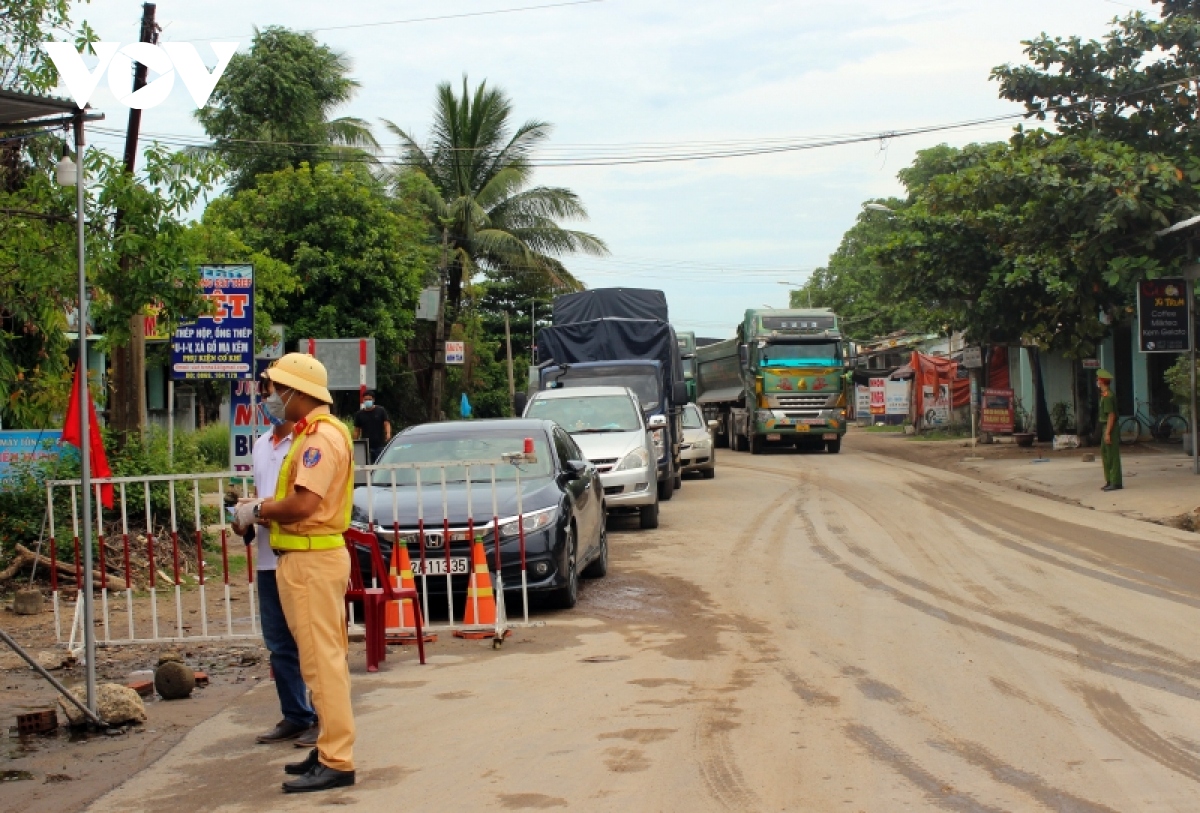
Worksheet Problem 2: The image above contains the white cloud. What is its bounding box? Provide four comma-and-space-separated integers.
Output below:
67, 0, 1122, 333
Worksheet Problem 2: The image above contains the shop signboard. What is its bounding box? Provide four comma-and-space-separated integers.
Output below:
869, 378, 886, 416
0, 430, 68, 482
229, 360, 272, 472
171, 264, 255, 379
855, 385, 871, 421
980, 388, 1016, 433
1137, 278, 1189, 352
885, 380, 910, 416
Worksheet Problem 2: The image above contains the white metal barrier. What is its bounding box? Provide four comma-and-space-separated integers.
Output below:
46, 471, 259, 647
46, 450, 543, 648
356, 454, 538, 637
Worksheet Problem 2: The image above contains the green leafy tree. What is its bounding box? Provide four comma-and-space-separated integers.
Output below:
992, 0, 1200, 159
196, 27, 378, 192
203, 162, 435, 413
877, 134, 1198, 356
0, 0, 94, 94
384, 78, 607, 312
793, 196, 945, 340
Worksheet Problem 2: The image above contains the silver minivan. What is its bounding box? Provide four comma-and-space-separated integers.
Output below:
523, 386, 661, 529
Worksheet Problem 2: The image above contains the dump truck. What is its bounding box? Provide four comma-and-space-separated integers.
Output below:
695, 308, 848, 454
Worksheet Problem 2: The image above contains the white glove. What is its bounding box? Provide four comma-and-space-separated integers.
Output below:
234, 498, 264, 531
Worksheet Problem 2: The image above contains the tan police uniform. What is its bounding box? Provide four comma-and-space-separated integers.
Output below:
270, 402, 356, 772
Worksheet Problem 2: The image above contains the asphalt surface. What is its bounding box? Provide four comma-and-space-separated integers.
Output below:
84, 445, 1200, 811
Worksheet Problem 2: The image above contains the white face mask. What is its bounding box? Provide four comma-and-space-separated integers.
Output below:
264, 392, 287, 423
266, 387, 295, 422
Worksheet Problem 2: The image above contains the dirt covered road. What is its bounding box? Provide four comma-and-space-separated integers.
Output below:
83, 446, 1200, 811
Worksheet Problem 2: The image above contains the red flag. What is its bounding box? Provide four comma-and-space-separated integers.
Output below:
62, 363, 114, 509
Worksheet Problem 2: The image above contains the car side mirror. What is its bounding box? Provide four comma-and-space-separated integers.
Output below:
707, 420, 719, 430
647, 414, 668, 430
738, 344, 749, 367
564, 459, 589, 479
672, 381, 689, 404
512, 391, 528, 416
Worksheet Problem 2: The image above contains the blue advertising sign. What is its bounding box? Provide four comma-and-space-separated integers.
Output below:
229, 359, 273, 473
0, 430, 69, 482
171, 264, 255, 379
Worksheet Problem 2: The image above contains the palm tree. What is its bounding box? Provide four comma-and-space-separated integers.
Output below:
383, 77, 608, 311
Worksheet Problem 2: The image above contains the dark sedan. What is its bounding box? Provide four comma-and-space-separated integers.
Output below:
349, 418, 607, 610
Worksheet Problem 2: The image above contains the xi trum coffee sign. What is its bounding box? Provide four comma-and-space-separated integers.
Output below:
1137, 278, 1190, 353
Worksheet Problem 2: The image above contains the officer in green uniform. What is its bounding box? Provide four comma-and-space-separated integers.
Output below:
1097, 369, 1122, 491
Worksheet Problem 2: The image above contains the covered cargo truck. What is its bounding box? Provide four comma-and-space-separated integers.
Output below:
535, 291, 688, 500
695, 308, 848, 454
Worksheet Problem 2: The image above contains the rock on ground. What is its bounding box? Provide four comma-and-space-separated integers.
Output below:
59, 682, 146, 727
154, 659, 195, 700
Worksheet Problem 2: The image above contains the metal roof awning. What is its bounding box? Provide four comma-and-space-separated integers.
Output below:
0, 88, 79, 129
697, 386, 744, 405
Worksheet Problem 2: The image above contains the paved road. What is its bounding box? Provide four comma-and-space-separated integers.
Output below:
89, 447, 1200, 811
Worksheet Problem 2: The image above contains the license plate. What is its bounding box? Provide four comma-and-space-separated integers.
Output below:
822, 433, 839, 440
412, 557, 470, 576
794, 425, 809, 432
766, 433, 781, 441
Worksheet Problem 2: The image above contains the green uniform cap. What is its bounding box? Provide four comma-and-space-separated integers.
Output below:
1096, 368, 1113, 380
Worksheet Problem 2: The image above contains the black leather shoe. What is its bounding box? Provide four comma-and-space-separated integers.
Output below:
284, 748, 320, 775
282, 763, 356, 793
257, 719, 313, 744
294, 727, 319, 748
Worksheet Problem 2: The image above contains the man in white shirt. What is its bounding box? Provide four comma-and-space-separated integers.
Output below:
243, 375, 317, 745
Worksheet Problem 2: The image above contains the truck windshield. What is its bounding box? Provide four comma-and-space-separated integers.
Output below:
527, 395, 642, 433
760, 341, 842, 365
550, 370, 660, 410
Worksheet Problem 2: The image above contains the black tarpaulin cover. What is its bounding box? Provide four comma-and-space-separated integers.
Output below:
552, 288, 669, 324
536, 317, 684, 399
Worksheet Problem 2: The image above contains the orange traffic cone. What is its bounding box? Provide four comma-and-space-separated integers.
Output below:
454, 540, 497, 639
386, 541, 436, 644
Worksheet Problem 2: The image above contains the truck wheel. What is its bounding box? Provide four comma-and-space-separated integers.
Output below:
658, 471, 675, 501
639, 500, 659, 529
749, 432, 763, 455
826, 438, 842, 454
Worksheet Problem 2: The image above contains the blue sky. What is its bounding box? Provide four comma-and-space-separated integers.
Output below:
65, 0, 1138, 337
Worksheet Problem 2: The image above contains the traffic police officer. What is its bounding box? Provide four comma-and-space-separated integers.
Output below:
235, 352, 356, 793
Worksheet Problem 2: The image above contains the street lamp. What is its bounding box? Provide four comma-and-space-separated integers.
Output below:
778, 280, 811, 308
58, 118, 98, 712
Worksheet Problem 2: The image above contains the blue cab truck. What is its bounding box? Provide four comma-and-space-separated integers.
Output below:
526, 289, 689, 502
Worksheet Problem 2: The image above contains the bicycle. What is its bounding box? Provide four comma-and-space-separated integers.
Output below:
1118, 400, 1188, 444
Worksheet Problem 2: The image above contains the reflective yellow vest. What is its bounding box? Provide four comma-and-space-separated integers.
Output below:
271, 414, 354, 551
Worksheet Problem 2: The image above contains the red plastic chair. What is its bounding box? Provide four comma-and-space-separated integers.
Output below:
343, 528, 426, 671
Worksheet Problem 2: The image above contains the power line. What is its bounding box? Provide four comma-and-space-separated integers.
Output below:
170, 0, 606, 42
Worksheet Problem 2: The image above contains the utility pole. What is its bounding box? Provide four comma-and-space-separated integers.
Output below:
504, 311, 515, 406
109, 2, 158, 438
429, 229, 448, 422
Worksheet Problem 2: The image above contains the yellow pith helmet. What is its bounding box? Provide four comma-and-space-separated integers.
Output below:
264, 352, 333, 404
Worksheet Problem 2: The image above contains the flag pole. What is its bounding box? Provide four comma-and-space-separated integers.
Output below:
74, 110, 97, 717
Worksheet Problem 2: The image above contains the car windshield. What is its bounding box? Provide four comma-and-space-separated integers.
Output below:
372, 432, 553, 485
550, 370, 660, 410
682, 405, 705, 429
527, 394, 642, 434
761, 341, 842, 365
